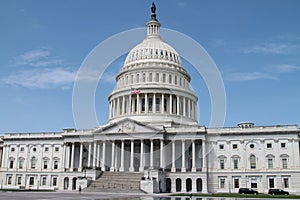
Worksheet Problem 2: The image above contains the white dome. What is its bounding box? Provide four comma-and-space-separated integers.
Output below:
124, 37, 182, 66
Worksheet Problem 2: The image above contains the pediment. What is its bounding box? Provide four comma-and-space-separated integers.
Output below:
93, 118, 163, 135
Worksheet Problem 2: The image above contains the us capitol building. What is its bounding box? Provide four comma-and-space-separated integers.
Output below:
0, 4, 299, 194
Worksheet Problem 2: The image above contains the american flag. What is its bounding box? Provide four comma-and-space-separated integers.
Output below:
131, 88, 141, 94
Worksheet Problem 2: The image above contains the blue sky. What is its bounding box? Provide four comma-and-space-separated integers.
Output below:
0, 0, 299, 133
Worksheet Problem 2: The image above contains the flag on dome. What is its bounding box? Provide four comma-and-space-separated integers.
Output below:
131, 88, 141, 94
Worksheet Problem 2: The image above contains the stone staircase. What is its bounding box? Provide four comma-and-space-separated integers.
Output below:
83, 171, 144, 193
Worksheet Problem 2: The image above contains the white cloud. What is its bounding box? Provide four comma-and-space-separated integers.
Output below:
211, 39, 226, 47
242, 43, 291, 55
13, 48, 64, 67
2, 68, 76, 89
226, 72, 278, 81
272, 64, 300, 73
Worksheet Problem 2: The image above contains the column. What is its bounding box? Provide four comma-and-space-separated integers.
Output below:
129, 140, 134, 172
139, 140, 144, 172
122, 96, 125, 115
97, 142, 101, 168
101, 141, 106, 171
176, 96, 180, 115
160, 139, 164, 169
202, 140, 206, 171
93, 141, 97, 168
70, 142, 75, 172
181, 140, 186, 172
183, 97, 186, 117
169, 94, 172, 114
110, 140, 115, 171
1, 145, 7, 169
78, 142, 83, 171
171, 141, 176, 172
119, 140, 125, 172
188, 99, 191, 118
61, 143, 66, 170
153, 93, 156, 113
88, 142, 92, 167
112, 99, 116, 118
161, 93, 164, 114
145, 93, 148, 113
15, 145, 20, 170
137, 94, 140, 114
109, 101, 113, 119
150, 139, 154, 169
191, 140, 196, 172
116, 97, 120, 116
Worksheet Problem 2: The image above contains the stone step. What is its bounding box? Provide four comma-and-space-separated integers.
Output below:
83, 171, 144, 193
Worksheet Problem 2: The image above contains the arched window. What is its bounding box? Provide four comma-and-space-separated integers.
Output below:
31, 156, 37, 169
18, 157, 24, 169
250, 155, 256, 169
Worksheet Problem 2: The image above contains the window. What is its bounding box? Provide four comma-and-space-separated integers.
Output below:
20, 147, 24, 152
282, 158, 288, 169
43, 160, 48, 169
52, 177, 57, 186
269, 178, 275, 188
19, 159, 24, 169
281, 143, 286, 148
45, 147, 49, 152
251, 182, 257, 188
33, 147, 36, 152
220, 178, 225, 188
54, 161, 58, 169
169, 75, 172, 83
234, 178, 239, 188
31, 157, 36, 169
7, 176, 12, 184
268, 158, 273, 169
141, 98, 145, 112
220, 159, 225, 169
136, 74, 139, 83
42, 177, 47, 186
250, 155, 256, 169
142, 73, 146, 82
232, 144, 238, 149
162, 74, 166, 82
17, 176, 22, 185
55, 147, 59, 152
233, 159, 238, 169
9, 160, 14, 169
148, 97, 153, 112
267, 143, 272, 148
219, 144, 224, 150
149, 73, 152, 82
29, 177, 34, 185
155, 97, 160, 112
283, 178, 289, 188
155, 73, 159, 82
250, 144, 255, 149
11, 147, 15, 152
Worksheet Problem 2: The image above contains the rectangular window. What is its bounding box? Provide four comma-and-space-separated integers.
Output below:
7, 176, 12, 185
149, 73, 152, 82
9, 160, 14, 168
156, 97, 160, 112
267, 143, 272, 148
20, 147, 24, 152
17, 176, 22, 185
169, 75, 172, 83
281, 143, 286, 148
19, 159, 23, 169
220, 159, 225, 169
233, 159, 238, 169
141, 98, 145, 112
162, 74, 166, 82
148, 98, 153, 112
234, 178, 239, 188
282, 158, 288, 169
45, 147, 49, 152
232, 144, 238, 149
43, 160, 48, 169
54, 161, 58, 169
251, 182, 257, 188
283, 178, 289, 188
11, 147, 15, 152
219, 144, 224, 150
220, 178, 225, 188
55, 147, 59, 152
268, 158, 273, 169
156, 73, 159, 82
269, 178, 275, 188
52, 177, 57, 186
42, 177, 47, 186
29, 177, 34, 185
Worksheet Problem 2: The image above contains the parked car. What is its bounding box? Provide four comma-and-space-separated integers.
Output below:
268, 189, 289, 195
238, 188, 258, 194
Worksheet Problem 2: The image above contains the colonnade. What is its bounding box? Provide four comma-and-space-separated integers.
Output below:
109, 93, 197, 120
65, 139, 205, 173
